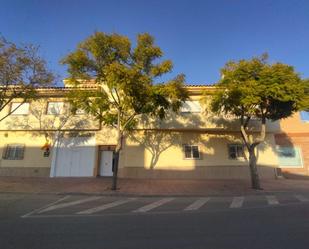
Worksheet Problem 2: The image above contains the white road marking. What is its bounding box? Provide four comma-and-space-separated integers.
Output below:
266, 195, 279, 205
184, 198, 210, 211
133, 198, 175, 213
77, 198, 136, 214
37, 196, 102, 214
294, 194, 309, 202
21, 195, 71, 218
230, 196, 244, 208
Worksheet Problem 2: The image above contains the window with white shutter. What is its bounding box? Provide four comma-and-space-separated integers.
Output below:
180, 101, 202, 113
10, 103, 30, 115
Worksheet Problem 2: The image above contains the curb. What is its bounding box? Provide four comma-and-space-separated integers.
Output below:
0, 189, 302, 198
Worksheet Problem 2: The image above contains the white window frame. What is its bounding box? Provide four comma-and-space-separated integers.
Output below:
183, 145, 200, 159
180, 101, 202, 113
46, 102, 64, 115
300, 111, 309, 123
276, 146, 303, 168
10, 102, 30, 115
2, 144, 25, 160
228, 144, 245, 160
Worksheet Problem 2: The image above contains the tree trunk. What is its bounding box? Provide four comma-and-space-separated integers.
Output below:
111, 150, 120, 190
240, 115, 266, 190
111, 110, 123, 190
248, 145, 262, 190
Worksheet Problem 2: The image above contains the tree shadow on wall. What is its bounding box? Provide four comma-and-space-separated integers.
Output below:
129, 130, 180, 169
128, 111, 204, 169
4, 99, 96, 147
208, 113, 284, 162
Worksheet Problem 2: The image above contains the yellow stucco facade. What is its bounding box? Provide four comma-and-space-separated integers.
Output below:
0, 86, 280, 179
118, 131, 278, 179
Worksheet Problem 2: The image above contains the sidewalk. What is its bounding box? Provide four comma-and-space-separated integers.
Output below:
1, 177, 309, 196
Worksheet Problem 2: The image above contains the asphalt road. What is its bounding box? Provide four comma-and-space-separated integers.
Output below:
1, 193, 309, 249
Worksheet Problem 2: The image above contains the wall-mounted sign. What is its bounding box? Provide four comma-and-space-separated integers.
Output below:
41, 142, 51, 157
44, 150, 50, 157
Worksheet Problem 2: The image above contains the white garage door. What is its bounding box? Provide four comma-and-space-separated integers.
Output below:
51, 136, 96, 177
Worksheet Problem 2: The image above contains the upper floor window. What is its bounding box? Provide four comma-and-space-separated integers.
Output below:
277, 146, 303, 168
228, 144, 245, 159
10, 102, 30, 115
180, 101, 202, 113
75, 108, 86, 115
47, 102, 64, 115
2, 144, 25, 160
184, 145, 200, 159
300, 111, 309, 122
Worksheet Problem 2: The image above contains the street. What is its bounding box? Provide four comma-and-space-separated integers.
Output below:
1, 193, 309, 249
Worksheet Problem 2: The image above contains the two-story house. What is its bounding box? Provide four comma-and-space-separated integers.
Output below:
0, 84, 281, 179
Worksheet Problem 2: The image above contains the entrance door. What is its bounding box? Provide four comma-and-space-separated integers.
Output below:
100, 151, 113, 176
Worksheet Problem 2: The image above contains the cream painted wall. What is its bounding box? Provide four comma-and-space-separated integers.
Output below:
0, 87, 280, 178
95, 127, 118, 145
0, 97, 99, 131
0, 95, 280, 133
0, 132, 51, 168
121, 131, 278, 170
138, 95, 280, 132
0, 129, 277, 175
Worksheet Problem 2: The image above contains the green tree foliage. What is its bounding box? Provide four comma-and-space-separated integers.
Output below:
0, 37, 55, 122
61, 32, 188, 190
301, 79, 309, 110
211, 54, 306, 189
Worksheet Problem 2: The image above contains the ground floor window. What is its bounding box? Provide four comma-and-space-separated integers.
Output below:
183, 145, 200, 159
277, 146, 303, 167
2, 144, 25, 160
228, 144, 245, 159
300, 111, 309, 122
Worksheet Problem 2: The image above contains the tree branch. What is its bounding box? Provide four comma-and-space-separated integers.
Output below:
252, 116, 266, 147
122, 113, 137, 130
240, 113, 250, 149
0, 96, 14, 112
244, 116, 251, 128
114, 88, 121, 105
0, 101, 26, 122
109, 88, 120, 108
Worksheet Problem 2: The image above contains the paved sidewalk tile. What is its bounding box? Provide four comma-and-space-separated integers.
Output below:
1, 177, 309, 197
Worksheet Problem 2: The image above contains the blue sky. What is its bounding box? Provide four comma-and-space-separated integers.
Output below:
1, 0, 309, 85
